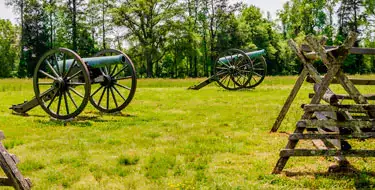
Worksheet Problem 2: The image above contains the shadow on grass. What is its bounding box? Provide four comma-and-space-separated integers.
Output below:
35, 112, 138, 127
11, 112, 45, 118
85, 111, 137, 118
216, 88, 256, 92
285, 168, 375, 189
36, 119, 93, 127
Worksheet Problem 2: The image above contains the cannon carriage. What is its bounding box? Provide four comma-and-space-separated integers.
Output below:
189, 49, 267, 90
11, 48, 137, 120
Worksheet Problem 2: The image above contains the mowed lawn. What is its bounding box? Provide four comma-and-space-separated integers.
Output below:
0, 76, 375, 189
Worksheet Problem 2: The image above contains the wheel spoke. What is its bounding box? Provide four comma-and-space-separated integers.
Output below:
67, 82, 86, 85
66, 70, 82, 81
53, 54, 61, 75
216, 70, 228, 77
91, 85, 104, 97
57, 91, 62, 115
63, 91, 69, 115
104, 66, 109, 75
110, 87, 118, 108
62, 54, 66, 75
64, 60, 76, 79
115, 83, 131, 90
239, 69, 252, 73
115, 76, 132, 80
215, 67, 228, 70
69, 87, 84, 98
218, 60, 230, 68
38, 82, 54, 85
106, 87, 110, 109
47, 89, 59, 109
224, 56, 232, 67
99, 68, 106, 75
226, 75, 231, 87
220, 74, 229, 83
110, 64, 118, 76
46, 60, 60, 78
253, 62, 263, 67
97, 87, 107, 106
66, 90, 78, 108
113, 65, 128, 77
237, 64, 250, 69
39, 70, 57, 80
113, 85, 126, 101
253, 71, 263, 77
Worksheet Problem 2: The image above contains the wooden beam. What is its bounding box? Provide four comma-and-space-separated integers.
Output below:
301, 119, 375, 130
270, 68, 309, 132
289, 132, 375, 140
0, 177, 13, 186
0, 141, 31, 189
306, 75, 375, 85
280, 149, 375, 157
303, 104, 375, 113
301, 44, 375, 55
309, 93, 375, 100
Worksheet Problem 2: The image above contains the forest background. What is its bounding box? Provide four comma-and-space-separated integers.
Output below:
0, 0, 374, 78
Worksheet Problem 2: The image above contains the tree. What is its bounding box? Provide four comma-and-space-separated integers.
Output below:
23, 0, 50, 77
0, 19, 19, 77
5, 0, 27, 77
278, 0, 327, 39
113, 0, 182, 77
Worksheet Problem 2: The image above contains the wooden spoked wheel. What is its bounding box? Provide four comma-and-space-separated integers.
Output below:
33, 48, 91, 120
245, 55, 267, 88
214, 49, 253, 90
89, 49, 137, 113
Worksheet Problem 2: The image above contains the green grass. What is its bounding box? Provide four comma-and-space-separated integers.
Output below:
1, 76, 375, 189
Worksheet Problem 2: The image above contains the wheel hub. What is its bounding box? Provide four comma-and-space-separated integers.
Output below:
54, 77, 67, 91
102, 74, 116, 87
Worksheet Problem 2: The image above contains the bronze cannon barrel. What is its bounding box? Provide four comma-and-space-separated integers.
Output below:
218, 49, 265, 64
58, 54, 126, 70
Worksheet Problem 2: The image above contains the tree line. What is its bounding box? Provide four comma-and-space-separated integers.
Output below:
1, 0, 375, 78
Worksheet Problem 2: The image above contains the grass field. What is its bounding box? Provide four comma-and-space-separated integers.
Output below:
0, 76, 375, 189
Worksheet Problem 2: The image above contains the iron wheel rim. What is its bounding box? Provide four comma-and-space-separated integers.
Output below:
89, 49, 137, 113
245, 55, 267, 88
33, 48, 91, 120
214, 49, 253, 90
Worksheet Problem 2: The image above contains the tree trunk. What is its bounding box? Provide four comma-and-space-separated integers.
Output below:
102, 0, 106, 49
49, 0, 53, 48
146, 49, 153, 77
72, 0, 77, 52
194, 56, 197, 77
20, 0, 24, 55
203, 33, 208, 77
18, 0, 25, 77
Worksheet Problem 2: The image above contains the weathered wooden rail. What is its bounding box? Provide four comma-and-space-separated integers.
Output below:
272, 32, 375, 174
0, 131, 31, 189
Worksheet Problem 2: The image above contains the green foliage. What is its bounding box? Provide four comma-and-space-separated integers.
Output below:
0, 19, 18, 78
4, 0, 375, 77
22, 0, 50, 77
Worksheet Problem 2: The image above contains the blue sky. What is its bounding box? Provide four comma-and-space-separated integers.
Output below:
0, 0, 287, 24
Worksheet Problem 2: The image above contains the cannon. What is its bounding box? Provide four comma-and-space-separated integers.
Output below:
10, 48, 137, 120
189, 49, 267, 90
